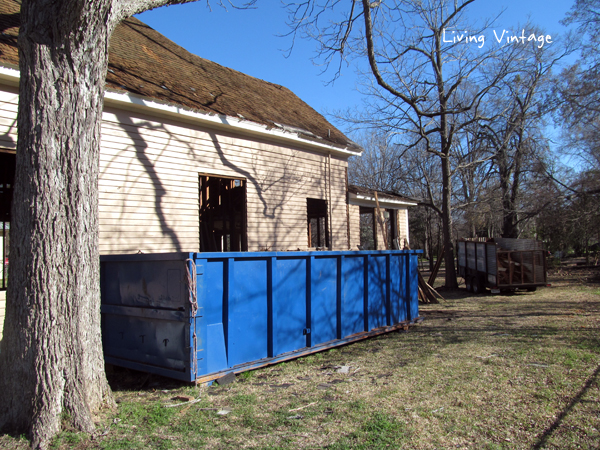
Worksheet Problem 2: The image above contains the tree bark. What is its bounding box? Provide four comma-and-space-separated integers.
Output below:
0, 2, 118, 447
0, 1, 205, 447
441, 152, 458, 288
0, 0, 216, 444
435, 29, 458, 290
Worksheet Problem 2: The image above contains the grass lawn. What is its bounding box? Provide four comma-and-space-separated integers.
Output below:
1, 268, 599, 449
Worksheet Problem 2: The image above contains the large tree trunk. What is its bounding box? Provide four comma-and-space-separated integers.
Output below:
441, 153, 458, 288
0, 0, 199, 447
0, 1, 116, 447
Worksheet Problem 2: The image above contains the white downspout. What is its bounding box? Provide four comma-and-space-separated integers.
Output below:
328, 152, 333, 250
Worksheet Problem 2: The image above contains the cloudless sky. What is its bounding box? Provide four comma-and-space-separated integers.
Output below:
137, 1, 577, 134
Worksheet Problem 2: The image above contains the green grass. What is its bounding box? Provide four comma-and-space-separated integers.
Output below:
327, 412, 411, 449
115, 401, 176, 431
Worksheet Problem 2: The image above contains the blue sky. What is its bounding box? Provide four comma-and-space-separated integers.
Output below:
137, 1, 577, 134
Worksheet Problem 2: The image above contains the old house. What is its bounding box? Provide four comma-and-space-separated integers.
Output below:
0, 0, 414, 338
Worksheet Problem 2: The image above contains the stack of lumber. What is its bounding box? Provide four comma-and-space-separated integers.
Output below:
418, 271, 444, 304
418, 245, 445, 303
404, 241, 444, 303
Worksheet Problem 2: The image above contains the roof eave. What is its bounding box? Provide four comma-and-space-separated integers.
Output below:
348, 192, 418, 209
0, 63, 19, 88
0, 63, 363, 158
104, 89, 362, 157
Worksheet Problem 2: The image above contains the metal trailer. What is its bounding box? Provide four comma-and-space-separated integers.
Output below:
100, 250, 421, 383
457, 238, 548, 294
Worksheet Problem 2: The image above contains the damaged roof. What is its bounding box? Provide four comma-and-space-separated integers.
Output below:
0, 0, 359, 151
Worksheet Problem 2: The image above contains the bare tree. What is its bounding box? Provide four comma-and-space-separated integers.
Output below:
558, 0, 600, 175
452, 122, 497, 238
286, 0, 514, 288
0, 1, 258, 447
348, 132, 404, 192
537, 168, 599, 261
475, 29, 567, 238
554, 1, 600, 257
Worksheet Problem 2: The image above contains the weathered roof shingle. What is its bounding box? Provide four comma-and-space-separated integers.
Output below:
0, 0, 358, 150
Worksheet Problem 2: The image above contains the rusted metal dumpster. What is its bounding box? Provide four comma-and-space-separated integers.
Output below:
457, 238, 548, 294
100, 250, 421, 383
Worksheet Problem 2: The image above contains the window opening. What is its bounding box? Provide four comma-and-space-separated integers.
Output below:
199, 175, 247, 252
385, 209, 397, 249
359, 206, 377, 250
307, 198, 329, 249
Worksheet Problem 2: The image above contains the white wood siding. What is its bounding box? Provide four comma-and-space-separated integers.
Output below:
0, 87, 19, 151
0, 86, 354, 338
99, 107, 350, 253
397, 208, 410, 245
375, 212, 386, 250
348, 204, 361, 250
0, 88, 351, 256
374, 209, 411, 249
349, 206, 411, 251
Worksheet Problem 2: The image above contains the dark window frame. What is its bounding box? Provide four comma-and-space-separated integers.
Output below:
199, 174, 248, 252
359, 206, 377, 250
307, 198, 329, 249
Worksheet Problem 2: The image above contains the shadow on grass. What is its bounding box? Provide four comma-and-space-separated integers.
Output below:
106, 365, 189, 392
531, 362, 600, 450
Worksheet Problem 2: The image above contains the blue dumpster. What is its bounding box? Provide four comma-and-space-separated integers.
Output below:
100, 250, 421, 383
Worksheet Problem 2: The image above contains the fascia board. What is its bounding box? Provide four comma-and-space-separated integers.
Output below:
0, 64, 19, 88
348, 192, 418, 209
102, 90, 362, 158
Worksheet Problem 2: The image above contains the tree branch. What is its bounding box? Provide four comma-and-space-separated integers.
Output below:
117, 0, 255, 21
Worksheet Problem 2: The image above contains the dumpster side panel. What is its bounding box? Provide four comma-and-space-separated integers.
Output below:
273, 257, 308, 356
457, 241, 466, 277
367, 254, 388, 330
200, 259, 226, 325
390, 253, 407, 324
100, 254, 194, 380
102, 260, 186, 309
487, 244, 497, 285
407, 253, 419, 320
341, 255, 365, 337
102, 313, 188, 371
476, 243, 486, 273
466, 242, 476, 271
227, 258, 269, 366
310, 256, 338, 345
196, 258, 229, 376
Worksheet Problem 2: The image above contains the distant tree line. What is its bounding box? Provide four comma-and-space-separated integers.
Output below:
287, 0, 600, 279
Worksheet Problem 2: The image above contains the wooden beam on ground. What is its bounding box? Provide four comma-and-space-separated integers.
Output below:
418, 270, 440, 304
428, 244, 446, 286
